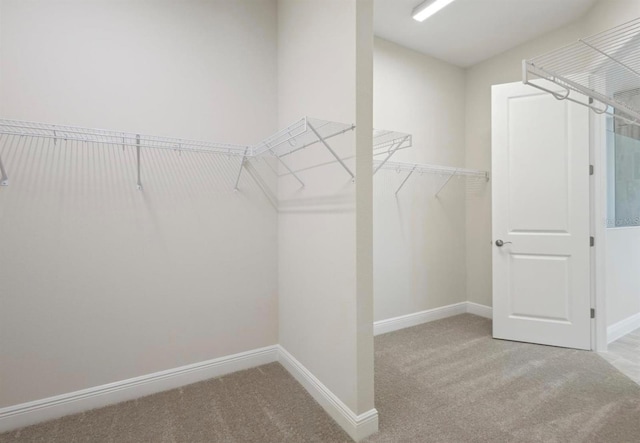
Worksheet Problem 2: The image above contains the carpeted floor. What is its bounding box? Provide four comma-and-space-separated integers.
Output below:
2, 314, 639, 442
366, 314, 640, 442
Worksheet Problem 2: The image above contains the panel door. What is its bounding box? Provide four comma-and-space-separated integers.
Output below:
492, 81, 591, 350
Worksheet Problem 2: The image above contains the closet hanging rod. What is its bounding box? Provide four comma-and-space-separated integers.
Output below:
523, 16, 640, 125
0, 119, 249, 156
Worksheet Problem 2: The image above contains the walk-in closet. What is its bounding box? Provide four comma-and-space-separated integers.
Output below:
1, 1, 640, 442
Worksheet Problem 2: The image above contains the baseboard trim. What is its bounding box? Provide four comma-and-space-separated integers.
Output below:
467, 302, 493, 319
607, 312, 640, 344
374, 302, 467, 336
277, 345, 378, 441
373, 301, 493, 336
0, 345, 279, 434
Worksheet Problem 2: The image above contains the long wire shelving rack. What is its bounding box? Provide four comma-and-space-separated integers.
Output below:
523, 17, 640, 126
0, 116, 385, 190
374, 160, 489, 196
0, 118, 250, 189
0, 117, 482, 197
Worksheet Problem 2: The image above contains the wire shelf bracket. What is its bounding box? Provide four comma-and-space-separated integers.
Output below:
375, 160, 489, 196
307, 121, 354, 181
253, 117, 356, 183
234, 147, 251, 191
136, 134, 143, 190
0, 153, 8, 186
373, 133, 412, 175
523, 17, 640, 126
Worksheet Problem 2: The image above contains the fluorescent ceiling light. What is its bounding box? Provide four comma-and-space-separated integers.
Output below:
412, 0, 456, 22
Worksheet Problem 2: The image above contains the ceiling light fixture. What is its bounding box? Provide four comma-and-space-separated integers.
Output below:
412, 0, 456, 22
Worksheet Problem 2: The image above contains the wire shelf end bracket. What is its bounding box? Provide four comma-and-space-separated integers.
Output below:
522, 17, 640, 126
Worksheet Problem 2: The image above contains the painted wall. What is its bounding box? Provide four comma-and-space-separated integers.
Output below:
606, 228, 640, 326
277, 0, 375, 420
373, 38, 467, 321
0, 0, 278, 407
464, 0, 640, 307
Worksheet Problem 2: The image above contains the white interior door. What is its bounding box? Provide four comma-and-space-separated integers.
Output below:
492, 81, 591, 350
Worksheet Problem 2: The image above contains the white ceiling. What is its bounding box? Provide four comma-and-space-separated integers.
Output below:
374, 0, 598, 68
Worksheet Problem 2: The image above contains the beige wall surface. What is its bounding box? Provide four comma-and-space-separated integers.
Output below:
0, 0, 279, 407
464, 0, 640, 307
373, 38, 467, 321
277, 0, 374, 416
606, 228, 640, 326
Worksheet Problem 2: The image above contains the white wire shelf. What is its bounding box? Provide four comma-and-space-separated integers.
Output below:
252, 117, 356, 184
253, 117, 355, 157
523, 17, 640, 125
371, 129, 412, 175
373, 129, 412, 153
0, 116, 427, 192
0, 116, 358, 189
375, 160, 489, 196
0, 119, 249, 156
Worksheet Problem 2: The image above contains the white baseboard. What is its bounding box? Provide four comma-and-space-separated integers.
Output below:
0, 345, 278, 434
1, 302, 496, 439
374, 301, 493, 336
467, 302, 493, 319
374, 302, 467, 336
0, 344, 376, 442
607, 311, 640, 344
277, 345, 378, 442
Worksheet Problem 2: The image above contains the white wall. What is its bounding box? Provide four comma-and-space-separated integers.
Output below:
277, 0, 375, 422
464, 0, 640, 307
373, 38, 467, 321
606, 228, 640, 326
0, 0, 278, 408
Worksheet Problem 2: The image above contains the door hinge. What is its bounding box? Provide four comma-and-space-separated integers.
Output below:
591, 308, 595, 319
590, 236, 595, 247
589, 164, 594, 175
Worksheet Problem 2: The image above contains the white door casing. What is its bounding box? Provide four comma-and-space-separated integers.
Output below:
492, 81, 591, 350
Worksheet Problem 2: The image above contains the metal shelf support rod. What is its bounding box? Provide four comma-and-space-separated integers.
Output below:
234, 147, 250, 191
278, 125, 356, 158
395, 165, 416, 195
0, 154, 8, 186
271, 150, 305, 188
373, 135, 409, 175
136, 134, 143, 190
307, 121, 354, 181
435, 169, 458, 197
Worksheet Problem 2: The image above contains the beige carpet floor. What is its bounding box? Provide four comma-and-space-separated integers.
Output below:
2, 314, 640, 442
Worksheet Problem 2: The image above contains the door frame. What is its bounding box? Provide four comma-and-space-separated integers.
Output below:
591, 111, 608, 352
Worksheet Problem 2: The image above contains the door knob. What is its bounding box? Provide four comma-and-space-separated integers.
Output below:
495, 239, 512, 247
